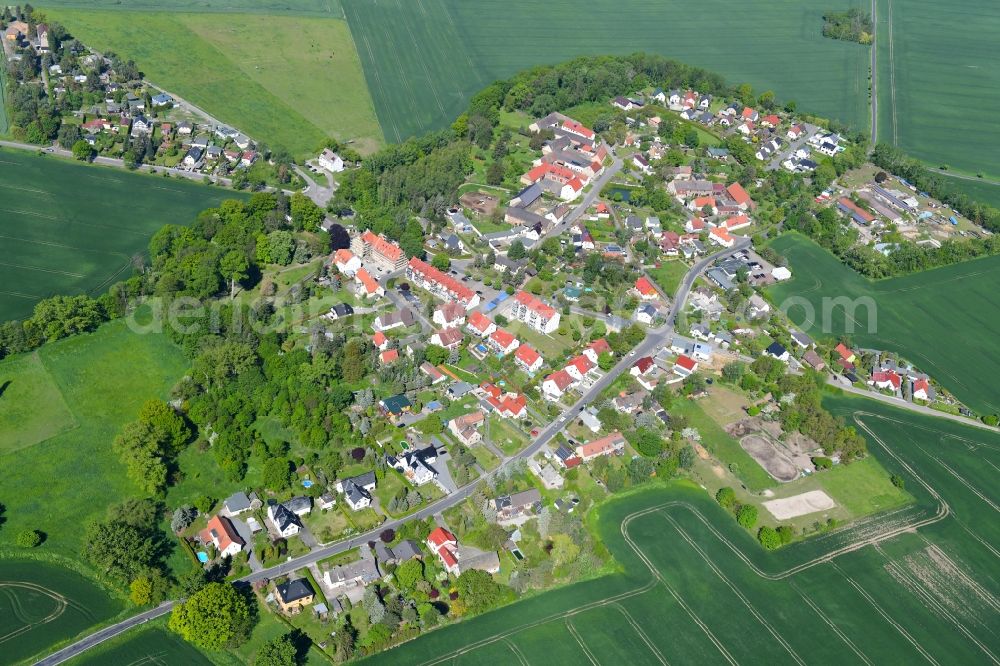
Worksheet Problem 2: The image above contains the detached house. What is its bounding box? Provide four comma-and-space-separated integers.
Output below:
575, 432, 626, 462
199, 515, 244, 558
488, 328, 520, 356
336, 472, 377, 511
387, 446, 439, 486
634, 277, 658, 300
430, 327, 464, 350
448, 411, 485, 445
268, 503, 302, 538
515, 344, 544, 373
542, 369, 575, 401
466, 311, 496, 338
433, 301, 466, 328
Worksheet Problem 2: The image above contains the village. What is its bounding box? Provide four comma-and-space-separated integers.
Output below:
153, 74, 983, 653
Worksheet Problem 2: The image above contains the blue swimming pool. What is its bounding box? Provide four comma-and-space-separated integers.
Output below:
197, 551, 209, 563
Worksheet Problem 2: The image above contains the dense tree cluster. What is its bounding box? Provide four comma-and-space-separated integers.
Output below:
821, 9, 873, 44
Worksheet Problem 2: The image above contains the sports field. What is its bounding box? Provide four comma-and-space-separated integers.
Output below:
0, 317, 188, 561
875, 0, 1000, 179
0, 150, 242, 322
768, 233, 1000, 416
48, 10, 383, 156
0, 560, 121, 665
344, 0, 870, 143
365, 395, 999, 665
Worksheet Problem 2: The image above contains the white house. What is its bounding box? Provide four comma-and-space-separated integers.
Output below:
268, 503, 302, 538
319, 148, 345, 172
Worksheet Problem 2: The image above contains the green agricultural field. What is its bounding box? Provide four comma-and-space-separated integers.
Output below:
875, 0, 1000, 179
940, 174, 1000, 209
0, 318, 188, 561
768, 233, 1000, 415
0, 149, 242, 322
65, 626, 213, 666
37, 0, 344, 17
0, 560, 121, 666
364, 395, 999, 665
49, 10, 382, 156
344, 0, 869, 142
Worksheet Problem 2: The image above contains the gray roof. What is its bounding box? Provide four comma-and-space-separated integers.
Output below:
348, 471, 377, 488
344, 481, 371, 506
284, 496, 312, 514
276, 577, 313, 604
512, 183, 542, 208
447, 381, 474, 398
224, 491, 251, 513
392, 539, 423, 561
269, 502, 301, 532
326, 553, 380, 585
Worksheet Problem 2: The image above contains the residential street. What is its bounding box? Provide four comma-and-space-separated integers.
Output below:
539, 149, 623, 241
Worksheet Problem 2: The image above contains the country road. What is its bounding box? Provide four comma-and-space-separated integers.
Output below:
33, 235, 746, 666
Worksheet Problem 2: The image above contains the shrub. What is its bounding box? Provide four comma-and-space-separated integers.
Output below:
16, 529, 42, 548
736, 505, 758, 529
982, 414, 998, 427
777, 525, 794, 544
715, 487, 736, 509
757, 526, 781, 550
890, 474, 905, 489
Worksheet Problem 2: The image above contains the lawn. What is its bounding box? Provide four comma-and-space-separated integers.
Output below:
645, 261, 688, 296
768, 232, 1000, 415
814, 456, 910, 517
0, 149, 243, 321
0, 319, 188, 563
0, 560, 122, 666
47, 10, 382, 157
345, 0, 869, 143
364, 395, 999, 665
875, 0, 1000, 179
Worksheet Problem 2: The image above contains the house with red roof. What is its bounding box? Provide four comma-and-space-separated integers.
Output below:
869, 370, 902, 392
660, 231, 681, 256
787, 125, 804, 140
630, 356, 655, 377
761, 114, 781, 128
199, 515, 244, 558
542, 368, 575, 401
466, 311, 496, 338
595, 201, 610, 218
912, 378, 934, 402
372, 331, 388, 351
487, 391, 526, 419
561, 118, 595, 141
380, 349, 399, 365
837, 197, 875, 225
673, 354, 698, 377
406, 258, 479, 309
575, 432, 626, 462
487, 328, 520, 356
726, 182, 755, 210
509, 291, 560, 333
565, 354, 596, 381
834, 343, 857, 364
689, 196, 717, 214
634, 277, 658, 300
722, 214, 751, 231
582, 338, 612, 365
426, 527, 460, 575
741, 107, 759, 122
515, 344, 544, 373
354, 268, 384, 299
332, 248, 361, 276
350, 231, 407, 272
430, 327, 464, 350
709, 227, 735, 248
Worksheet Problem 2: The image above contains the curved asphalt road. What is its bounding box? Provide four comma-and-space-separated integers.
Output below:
33, 238, 746, 665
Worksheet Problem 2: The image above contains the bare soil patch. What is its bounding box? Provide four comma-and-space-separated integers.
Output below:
763, 490, 836, 519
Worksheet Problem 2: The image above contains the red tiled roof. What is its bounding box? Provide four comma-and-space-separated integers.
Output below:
633, 356, 654, 374
408, 257, 475, 302
871, 370, 901, 389
490, 328, 517, 349
361, 230, 404, 262
545, 368, 574, 391
380, 349, 399, 364
514, 290, 556, 319
199, 515, 243, 553
587, 338, 611, 356
834, 343, 855, 361
726, 182, 752, 206
468, 310, 494, 332
433, 327, 463, 347
913, 378, 930, 394
635, 277, 657, 296
427, 527, 457, 548
334, 248, 355, 265
561, 119, 595, 139
373, 331, 387, 347
675, 354, 697, 371
710, 227, 734, 243
356, 268, 379, 294
515, 344, 542, 366
578, 432, 625, 459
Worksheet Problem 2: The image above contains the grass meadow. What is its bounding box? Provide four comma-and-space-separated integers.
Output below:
0, 560, 122, 666
344, 0, 870, 142
363, 396, 999, 665
875, 0, 1000, 179
48, 10, 382, 156
940, 174, 1000, 209
0, 149, 242, 322
768, 233, 1000, 416
0, 318, 188, 561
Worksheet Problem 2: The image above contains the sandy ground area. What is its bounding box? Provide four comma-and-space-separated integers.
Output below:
763, 490, 836, 520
